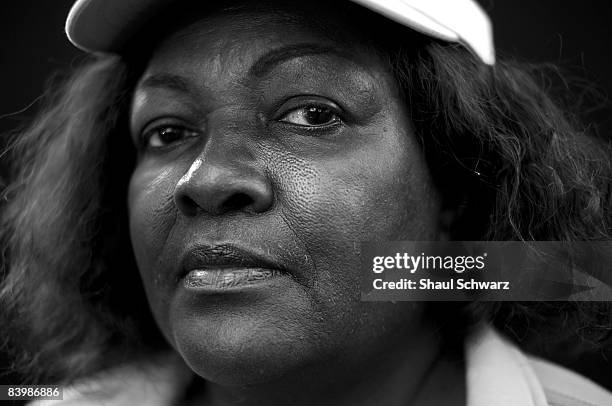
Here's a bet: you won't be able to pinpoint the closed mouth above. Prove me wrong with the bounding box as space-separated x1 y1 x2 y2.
179 243 288 289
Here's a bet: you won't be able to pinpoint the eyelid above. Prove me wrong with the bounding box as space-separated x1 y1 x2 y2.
138 116 187 136
279 107 342 129
137 118 201 150
274 95 345 121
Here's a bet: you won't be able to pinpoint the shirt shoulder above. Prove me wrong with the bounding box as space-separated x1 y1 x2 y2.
466 326 612 406
28 353 193 406
527 356 612 406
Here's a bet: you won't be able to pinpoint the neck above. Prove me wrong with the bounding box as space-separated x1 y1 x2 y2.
190 329 465 406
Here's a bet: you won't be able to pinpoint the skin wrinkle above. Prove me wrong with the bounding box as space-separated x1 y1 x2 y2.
128 166 178 290
278 209 319 293
268 149 319 290
272 154 338 293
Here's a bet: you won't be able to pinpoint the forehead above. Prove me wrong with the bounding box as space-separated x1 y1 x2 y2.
141 0 385 75
153 0 373 45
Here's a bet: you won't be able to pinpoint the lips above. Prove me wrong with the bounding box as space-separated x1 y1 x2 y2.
179 243 288 290
184 268 283 288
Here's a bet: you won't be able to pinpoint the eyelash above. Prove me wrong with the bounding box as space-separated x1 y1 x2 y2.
139 123 200 150
275 99 345 133
280 105 342 125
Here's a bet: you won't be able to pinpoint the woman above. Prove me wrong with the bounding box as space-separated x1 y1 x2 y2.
1 0 611 405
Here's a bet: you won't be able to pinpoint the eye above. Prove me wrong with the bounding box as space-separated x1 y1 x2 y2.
141 125 200 149
279 105 341 127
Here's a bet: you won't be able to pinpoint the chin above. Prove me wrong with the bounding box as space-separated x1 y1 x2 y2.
165 284 329 386
171 313 324 385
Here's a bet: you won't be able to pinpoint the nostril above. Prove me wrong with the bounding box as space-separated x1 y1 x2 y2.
221 192 254 213
176 194 200 217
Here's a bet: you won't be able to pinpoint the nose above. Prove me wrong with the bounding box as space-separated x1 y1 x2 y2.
174 147 274 217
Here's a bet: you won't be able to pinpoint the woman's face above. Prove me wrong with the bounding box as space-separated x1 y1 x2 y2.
128 1 443 386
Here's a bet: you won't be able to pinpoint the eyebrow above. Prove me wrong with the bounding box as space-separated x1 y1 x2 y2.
138 73 195 96
248 43 350 78
136 43 350 94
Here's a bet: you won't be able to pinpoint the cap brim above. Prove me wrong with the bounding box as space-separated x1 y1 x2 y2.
66 0 495 64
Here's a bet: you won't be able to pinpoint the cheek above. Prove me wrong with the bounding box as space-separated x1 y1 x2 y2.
273 130 439 261
267 124 440 314
258 125 438 364
127 165 180 317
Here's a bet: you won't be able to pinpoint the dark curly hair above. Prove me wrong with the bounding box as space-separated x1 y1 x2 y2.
1 7 611 386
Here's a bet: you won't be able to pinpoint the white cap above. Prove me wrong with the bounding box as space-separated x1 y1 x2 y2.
65 0 495 65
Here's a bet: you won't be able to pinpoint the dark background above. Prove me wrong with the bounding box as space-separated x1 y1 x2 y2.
1 0 611 394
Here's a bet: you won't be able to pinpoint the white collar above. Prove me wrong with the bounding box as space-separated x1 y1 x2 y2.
465 326 549 406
